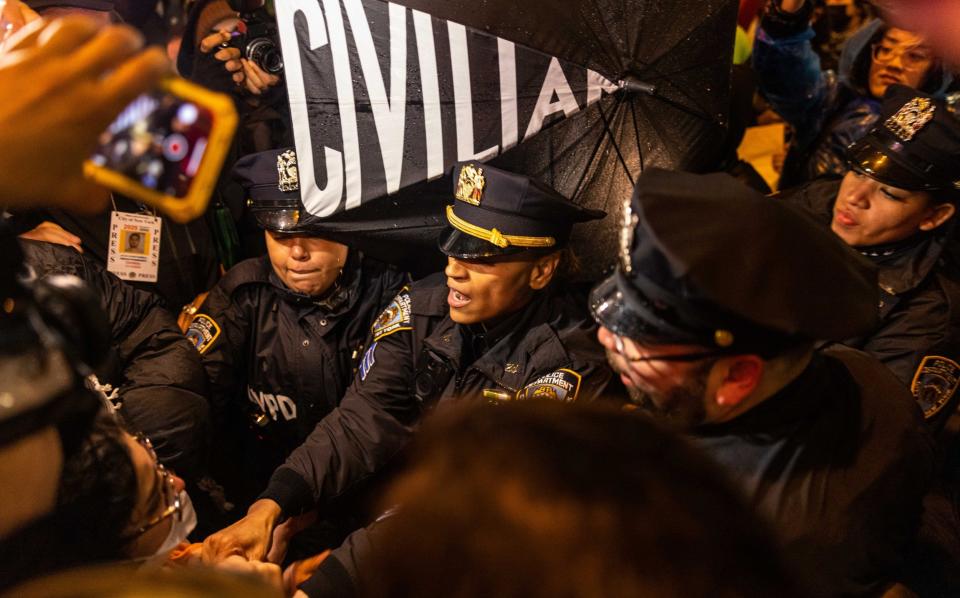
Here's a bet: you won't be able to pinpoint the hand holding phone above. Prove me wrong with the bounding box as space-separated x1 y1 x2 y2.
84 77 238 223
0 16 167 212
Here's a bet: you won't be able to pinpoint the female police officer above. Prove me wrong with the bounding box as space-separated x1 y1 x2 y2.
201 162 611 564
185 148 407 509
780 84 960 429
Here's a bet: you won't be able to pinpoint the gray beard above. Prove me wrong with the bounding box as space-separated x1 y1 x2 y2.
608 349 714 430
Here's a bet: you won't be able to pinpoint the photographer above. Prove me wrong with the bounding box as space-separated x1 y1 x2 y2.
178 0 288 152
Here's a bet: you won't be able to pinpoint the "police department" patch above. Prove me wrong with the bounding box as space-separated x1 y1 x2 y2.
186 314 221 355
516 368 582 402
359 342 377 381
911 355 960 419
372 288 412 341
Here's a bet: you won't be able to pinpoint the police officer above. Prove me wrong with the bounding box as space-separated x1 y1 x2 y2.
186 148 408 508
780 84 960 429
201 162 612 565
591 168 932 596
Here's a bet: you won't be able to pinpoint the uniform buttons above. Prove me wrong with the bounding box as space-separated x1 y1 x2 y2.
302 339 310 347
320 319 327 327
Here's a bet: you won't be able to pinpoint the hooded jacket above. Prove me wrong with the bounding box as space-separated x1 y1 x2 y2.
754 15 953 189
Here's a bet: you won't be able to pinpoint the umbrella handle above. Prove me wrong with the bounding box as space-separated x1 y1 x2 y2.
620 77 657 97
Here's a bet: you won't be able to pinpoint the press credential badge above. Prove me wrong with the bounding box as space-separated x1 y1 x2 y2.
108 211 161 283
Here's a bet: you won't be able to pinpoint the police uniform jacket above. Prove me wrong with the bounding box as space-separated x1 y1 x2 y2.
781 179 960 430
696 345 932 597
19 239 210 479
188 253 407 495
259 273 612 516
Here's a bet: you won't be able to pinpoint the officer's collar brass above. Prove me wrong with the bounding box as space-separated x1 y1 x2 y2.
277 149 300 193
885 97 936 142
455 164 486 206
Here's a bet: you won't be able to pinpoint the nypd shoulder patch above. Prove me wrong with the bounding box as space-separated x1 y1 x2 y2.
911 355 960 418
372 288 412 341
516 368 583 402
186 314 221 355
359 342 377 381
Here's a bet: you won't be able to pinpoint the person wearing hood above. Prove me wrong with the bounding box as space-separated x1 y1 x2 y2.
184 148 408 512
753 0 952 189
780 85 960 432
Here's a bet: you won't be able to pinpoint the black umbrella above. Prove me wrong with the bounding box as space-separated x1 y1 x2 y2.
274 0 737 277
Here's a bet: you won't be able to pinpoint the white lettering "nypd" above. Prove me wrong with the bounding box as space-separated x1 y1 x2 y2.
247 387 298 422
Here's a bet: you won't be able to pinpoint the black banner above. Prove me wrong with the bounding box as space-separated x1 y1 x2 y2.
277 0 619 218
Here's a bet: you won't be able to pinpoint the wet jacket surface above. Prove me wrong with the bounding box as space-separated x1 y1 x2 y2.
696 346 932 597
188 253 407 500
19 239 210 479
781 179 960 430
259 273 613 516
754 15 952 189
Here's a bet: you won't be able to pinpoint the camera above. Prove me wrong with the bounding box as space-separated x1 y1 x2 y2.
224 0 283 75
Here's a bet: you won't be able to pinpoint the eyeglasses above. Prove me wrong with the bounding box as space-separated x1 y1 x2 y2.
123 434 182 541
611 334 722 363
871 43 934 71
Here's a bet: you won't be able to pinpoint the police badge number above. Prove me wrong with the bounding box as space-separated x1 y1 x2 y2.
455 165 486 206
516 368 583 402
911 355 960 419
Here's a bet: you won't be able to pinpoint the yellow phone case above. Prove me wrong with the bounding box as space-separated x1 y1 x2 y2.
83 77 238 224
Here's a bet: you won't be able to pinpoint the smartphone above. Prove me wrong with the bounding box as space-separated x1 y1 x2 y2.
84 77 238 223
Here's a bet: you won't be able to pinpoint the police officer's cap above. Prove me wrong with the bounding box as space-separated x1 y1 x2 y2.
590 169 879 355
232 148 305 234
438 161 606 259
847 84 960 192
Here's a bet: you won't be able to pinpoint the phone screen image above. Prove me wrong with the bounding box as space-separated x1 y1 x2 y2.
89 90 216 199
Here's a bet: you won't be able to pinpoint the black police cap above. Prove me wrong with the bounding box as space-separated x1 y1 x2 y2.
590 169 879 354
438 161 606 259
232 148 305 233
847 84 960 192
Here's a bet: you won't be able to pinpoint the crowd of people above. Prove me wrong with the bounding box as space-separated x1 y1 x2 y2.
3 0 960 596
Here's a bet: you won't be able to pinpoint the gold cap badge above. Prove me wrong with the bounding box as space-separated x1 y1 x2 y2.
885 97 936 142
714 329 735 348
455 164 486 205
277 149 299 193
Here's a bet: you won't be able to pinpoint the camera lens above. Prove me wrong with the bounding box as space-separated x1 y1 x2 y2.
246 38 283 74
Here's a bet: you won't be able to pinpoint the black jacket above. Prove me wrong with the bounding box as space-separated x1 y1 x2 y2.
697 346 932 597
259 273 613 516
10 199 220 311
781 179 960 431
188 253 407 501
19 239 210 479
